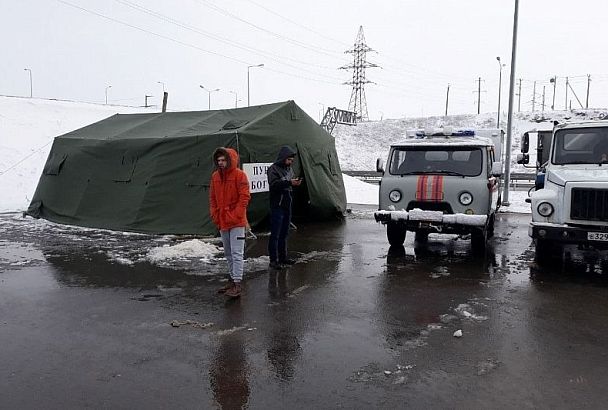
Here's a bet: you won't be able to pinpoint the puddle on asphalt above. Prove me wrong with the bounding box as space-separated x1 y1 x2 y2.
0 241 46 269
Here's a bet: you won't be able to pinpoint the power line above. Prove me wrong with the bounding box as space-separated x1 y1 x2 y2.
244 0 350 47
206 0 482 88
114 0 339 72
55 0 346 86
195 0 344 59
56 0 251 65
0 141 53 176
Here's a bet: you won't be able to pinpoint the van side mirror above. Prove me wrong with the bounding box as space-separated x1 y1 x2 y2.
521 132 529 153
517 153 530 165
491 161 503 177
376 158 385 173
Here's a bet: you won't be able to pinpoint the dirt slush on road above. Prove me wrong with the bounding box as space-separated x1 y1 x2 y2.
2 211 608 408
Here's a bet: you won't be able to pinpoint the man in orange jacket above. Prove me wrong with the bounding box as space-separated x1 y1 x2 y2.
209 147 251 298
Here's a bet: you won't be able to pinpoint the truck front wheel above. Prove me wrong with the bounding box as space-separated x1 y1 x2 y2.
535 238 557 264
387 222 406 246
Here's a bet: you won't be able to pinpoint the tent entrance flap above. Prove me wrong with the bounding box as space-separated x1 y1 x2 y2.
296 142 346 218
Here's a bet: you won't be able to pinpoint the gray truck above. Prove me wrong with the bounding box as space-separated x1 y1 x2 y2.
374 128 504 252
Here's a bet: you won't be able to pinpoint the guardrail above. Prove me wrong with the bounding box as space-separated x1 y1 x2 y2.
344 170 536 188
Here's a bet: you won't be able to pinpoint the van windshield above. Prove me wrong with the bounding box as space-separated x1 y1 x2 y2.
553 127 608 164
389 147 483 176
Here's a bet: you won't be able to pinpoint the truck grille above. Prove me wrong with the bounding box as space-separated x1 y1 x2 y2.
571 188 608 221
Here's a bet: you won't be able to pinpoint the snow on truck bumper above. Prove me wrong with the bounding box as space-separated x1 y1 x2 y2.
529 222 608 247
374 209 487 232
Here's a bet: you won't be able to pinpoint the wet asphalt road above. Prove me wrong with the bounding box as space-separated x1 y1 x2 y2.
1 209 608 409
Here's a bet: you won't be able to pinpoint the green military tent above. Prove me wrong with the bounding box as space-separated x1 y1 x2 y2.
27 100 346 235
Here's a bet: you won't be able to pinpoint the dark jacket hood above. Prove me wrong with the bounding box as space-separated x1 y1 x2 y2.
274 145 296 165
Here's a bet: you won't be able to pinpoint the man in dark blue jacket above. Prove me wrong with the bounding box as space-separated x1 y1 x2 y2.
267 146 302 269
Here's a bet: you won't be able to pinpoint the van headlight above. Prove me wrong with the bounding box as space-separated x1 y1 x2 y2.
389 190 402 202
458 191 473 205
537 202 554 217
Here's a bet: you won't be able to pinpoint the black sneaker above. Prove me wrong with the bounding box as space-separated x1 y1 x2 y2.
269 261 283 269
279 258 296 265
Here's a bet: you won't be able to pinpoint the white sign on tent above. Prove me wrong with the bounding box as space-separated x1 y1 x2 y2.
242 163 273 193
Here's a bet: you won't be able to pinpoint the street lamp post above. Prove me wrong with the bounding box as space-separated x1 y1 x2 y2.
157 81 165 93
247 63 264 106
502 0 520 207
105 85 112 105
200 85 220 110
496 57 506 128
229 90 238 108
550 76 557 110
24 68 32 98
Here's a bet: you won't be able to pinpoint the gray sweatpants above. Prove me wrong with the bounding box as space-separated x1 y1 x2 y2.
220 226 245 283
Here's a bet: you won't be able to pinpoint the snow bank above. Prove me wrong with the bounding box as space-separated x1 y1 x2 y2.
333 109 608 171
342 173 378 205
147 239 221 262
0 96 153 212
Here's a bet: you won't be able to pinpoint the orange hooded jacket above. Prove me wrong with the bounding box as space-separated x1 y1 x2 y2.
209 147 251 231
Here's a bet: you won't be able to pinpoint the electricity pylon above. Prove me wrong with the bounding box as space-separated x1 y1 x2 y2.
340 26 378 122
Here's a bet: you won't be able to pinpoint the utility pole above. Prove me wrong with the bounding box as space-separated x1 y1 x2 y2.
550 76 557 110
586 74 591 109
247 64 264 106
445 83 450 116
24 68 33 98
542 85 546 112
496 57 505 128
565 77 569 110
517 79 522 112
229 90 239 108
476 77 482 114
567 80 584 109
105 85 112 105
340 26 379 122
532 80 536 111
162 92 168 113
503 0 519 207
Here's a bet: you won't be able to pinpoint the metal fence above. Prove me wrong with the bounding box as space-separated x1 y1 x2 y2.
344 171 535 188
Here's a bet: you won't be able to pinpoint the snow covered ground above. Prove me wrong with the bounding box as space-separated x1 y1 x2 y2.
0 96 156 211
2 95 607 215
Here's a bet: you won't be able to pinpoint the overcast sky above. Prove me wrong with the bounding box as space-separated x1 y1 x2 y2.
3 0 608 120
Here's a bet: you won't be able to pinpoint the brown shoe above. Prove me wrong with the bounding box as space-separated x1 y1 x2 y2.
217 281 234 294
225 283 242 298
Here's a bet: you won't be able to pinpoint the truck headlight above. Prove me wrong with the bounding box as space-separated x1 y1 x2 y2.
458 191 473 205
537 202 554 217
389 190 402 202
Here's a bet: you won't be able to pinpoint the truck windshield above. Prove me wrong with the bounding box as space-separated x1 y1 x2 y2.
389 147 483 176
553 127 608 165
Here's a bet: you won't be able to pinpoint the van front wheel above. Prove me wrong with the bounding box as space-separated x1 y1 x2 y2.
387 222 406 246
471 228 488 254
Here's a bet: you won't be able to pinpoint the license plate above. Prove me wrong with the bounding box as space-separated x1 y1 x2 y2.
588 232 608 241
